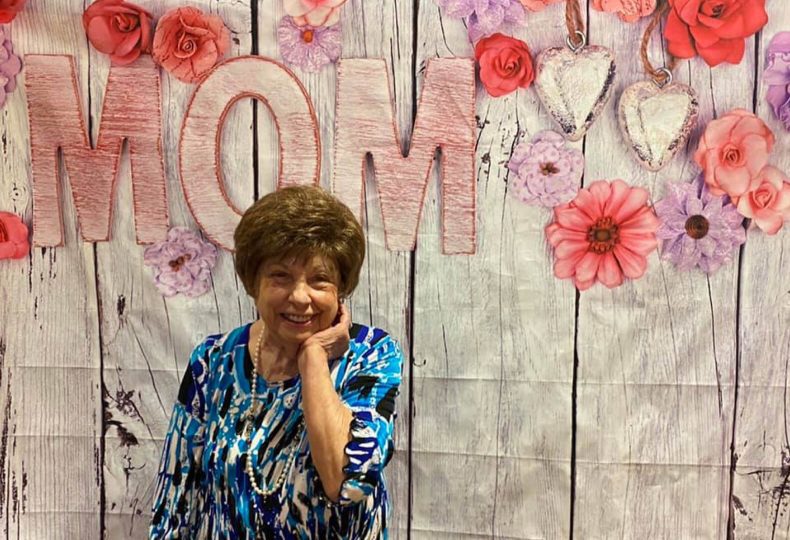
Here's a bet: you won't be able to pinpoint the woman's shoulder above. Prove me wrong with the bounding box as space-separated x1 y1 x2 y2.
346 323 404 372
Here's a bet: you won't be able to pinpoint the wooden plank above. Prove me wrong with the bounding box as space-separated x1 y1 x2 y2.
257 2 415 536
0 1 102 537
573 3 755 537
92 0 255 537
412 3 574 537
731 0 790 537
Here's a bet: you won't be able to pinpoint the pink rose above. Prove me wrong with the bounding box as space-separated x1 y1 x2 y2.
475 33 534 98
591 0 656 22
0 211 29 259
83 0 153 66
694 109 775 198
284 0 347 27
519 0 563 12
736 166 790 235
152 6 231 83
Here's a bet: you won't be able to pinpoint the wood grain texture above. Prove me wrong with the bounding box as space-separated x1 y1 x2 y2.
731 1 790 538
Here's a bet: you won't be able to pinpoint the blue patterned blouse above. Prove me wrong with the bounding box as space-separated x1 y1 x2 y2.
149 322 403 539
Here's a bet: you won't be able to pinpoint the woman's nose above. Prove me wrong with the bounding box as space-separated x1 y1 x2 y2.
288 281 311 304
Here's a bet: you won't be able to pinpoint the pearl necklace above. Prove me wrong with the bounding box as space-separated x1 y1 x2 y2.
244 324 304 500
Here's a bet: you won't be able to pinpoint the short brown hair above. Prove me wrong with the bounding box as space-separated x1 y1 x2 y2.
234 185 365 298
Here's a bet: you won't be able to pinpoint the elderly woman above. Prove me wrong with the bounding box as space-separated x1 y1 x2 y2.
149 186 403 539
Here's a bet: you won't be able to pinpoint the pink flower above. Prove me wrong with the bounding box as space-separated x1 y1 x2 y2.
591 0 656 22
0 211 29 260
519 0 563 12
736 166 790 235
83 0 153 66
694 109 775 199
0 30 22 108
284 0 347 27
546 180 659 290
143 227 218 297
277 16 341 72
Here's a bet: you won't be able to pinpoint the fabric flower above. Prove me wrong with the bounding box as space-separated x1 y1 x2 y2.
654 175 745 274
277 16 341 72
143 227 218 297
694 109 775 199
0 30 22 109
736 166 790 235
0 0 25 23
475 33 534 97
284 0 346 27
83 0 153 66
152 6 230 83
545 180 659 290
507 130 583 207
764 32 790 131
664 0 768 67
591 0 656 22
0 211 29 260
435 0 526 42
519 0 563 12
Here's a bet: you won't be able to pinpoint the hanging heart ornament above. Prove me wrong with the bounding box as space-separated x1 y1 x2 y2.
618 76 699 172
534 33 617 142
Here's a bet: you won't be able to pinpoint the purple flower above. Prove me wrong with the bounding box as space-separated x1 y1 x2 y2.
764 32 790 131
143 227 218 298
506 130 583 208
0 30 22 108
654 176 746 275
277 16 341 73
435 0 526 42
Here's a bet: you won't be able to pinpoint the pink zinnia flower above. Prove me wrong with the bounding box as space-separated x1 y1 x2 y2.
284 0 346 27
277 16 341 73
546 179 660 290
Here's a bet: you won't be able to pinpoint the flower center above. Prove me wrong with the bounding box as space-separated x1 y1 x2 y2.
721 144 743 167
112 13 139 33
0 220 7 244
684 214 710 239
587 217 619 254
169 253 192 271
701 1 726 17
175 31 198 58
301 29 315 43
540 162 559 176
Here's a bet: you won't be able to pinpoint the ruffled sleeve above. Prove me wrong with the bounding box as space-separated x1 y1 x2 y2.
336 330 403 505
149 335 217 538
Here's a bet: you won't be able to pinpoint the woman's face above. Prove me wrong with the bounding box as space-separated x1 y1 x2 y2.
255 254 341 347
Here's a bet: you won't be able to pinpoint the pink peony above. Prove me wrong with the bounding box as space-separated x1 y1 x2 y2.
284 0 347 27
0 211 29 259
736 166 790 235
591 0 656 22
519 0 563 12
546 179 659 290
694 109 775 199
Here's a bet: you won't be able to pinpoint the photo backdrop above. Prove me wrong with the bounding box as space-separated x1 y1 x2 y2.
0 0 788 539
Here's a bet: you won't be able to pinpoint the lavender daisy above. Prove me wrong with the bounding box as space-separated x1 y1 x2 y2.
143 227 218 298
654 176 746 274
506 130 583 208
277 16 341 73
435 0 526 42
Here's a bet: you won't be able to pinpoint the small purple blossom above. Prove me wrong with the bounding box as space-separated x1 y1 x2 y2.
143 227 218 298
654 176 746 275
277 16 341 73
0 30 22 108
435 0 526 42
506 130 583 208
764 32 790 131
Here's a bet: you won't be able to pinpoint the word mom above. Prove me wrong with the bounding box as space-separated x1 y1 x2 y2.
25 55 476 254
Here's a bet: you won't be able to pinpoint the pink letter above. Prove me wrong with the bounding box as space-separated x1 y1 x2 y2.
180 56 320 250
25 55 168 247
332 58 476 254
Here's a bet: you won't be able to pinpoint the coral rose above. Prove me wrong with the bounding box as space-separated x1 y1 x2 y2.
519 0 562 12
284 0 347 27
152 6 230 83
736 166 790 235
591 0 656 23
0 211 29 260
694 109 774 198
0 0 25 24
664 0 768 67
83 0 153 66
475 33 534 98
545 180 659 291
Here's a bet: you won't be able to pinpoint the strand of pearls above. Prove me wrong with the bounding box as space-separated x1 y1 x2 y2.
245 324 304 499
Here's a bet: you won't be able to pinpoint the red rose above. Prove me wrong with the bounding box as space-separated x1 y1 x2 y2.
83 0 153 66
0 0 26 23
664 0 768 67
475 33 534 98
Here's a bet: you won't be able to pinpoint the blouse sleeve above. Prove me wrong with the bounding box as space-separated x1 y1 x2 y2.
149 336 216 538
336 330 404 506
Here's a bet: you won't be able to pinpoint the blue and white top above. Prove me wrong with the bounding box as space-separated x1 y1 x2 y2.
149 322 403 539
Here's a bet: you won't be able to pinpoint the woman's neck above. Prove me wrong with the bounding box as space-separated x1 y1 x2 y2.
252 320 300 381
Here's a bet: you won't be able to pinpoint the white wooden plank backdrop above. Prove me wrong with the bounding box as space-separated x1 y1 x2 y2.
0 0 787 539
